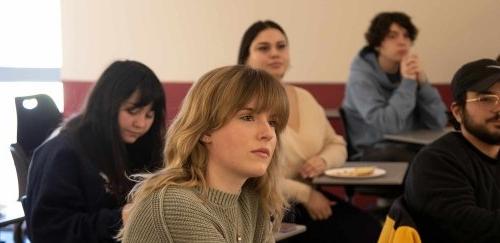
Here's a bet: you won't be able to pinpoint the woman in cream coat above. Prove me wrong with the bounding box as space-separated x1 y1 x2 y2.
238 20 381 242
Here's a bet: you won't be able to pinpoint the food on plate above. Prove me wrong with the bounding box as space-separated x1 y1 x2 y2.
352 166 376 176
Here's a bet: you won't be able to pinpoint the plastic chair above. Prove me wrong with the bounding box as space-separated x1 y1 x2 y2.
14 94 62 158
338 107 361 161
9 94 61 243
8 145 30 243
339 107 402 212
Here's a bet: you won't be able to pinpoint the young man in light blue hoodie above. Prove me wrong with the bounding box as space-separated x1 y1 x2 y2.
342 12 447 161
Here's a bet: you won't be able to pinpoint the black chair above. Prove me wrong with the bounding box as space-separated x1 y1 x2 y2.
10 94 62 199
9 147 29 243
14 94 62 158
9 94 62 243
378 196 421 243
337 107 359 201
338 107 361 161
339 107 402 214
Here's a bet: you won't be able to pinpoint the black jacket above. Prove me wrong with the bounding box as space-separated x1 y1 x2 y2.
405 132 500 243
25 132 122 243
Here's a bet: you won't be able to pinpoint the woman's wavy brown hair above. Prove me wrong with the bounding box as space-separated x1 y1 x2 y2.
119 65 289 238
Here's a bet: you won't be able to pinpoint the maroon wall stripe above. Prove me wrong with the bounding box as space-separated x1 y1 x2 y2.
63 80 452 135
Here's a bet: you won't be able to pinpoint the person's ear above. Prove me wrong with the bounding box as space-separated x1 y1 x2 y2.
201 134 212 144
450 102 463 123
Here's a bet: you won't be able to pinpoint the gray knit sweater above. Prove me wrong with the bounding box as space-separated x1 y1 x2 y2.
123 185 273 243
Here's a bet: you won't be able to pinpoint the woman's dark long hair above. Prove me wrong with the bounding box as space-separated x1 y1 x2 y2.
63 60 166 201
237 20 287 65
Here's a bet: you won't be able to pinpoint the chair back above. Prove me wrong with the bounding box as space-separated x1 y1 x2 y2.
339 107 360 160
15 94 62 157
378 196 421 243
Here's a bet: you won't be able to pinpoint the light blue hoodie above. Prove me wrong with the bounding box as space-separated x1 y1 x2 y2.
341 48 447 156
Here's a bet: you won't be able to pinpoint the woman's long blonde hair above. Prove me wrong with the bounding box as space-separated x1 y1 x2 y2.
120 65 289 237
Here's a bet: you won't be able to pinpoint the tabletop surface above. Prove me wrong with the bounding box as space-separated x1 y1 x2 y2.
313 161 409 186
383 127 454 145
0 201 25 227
275 223 307 241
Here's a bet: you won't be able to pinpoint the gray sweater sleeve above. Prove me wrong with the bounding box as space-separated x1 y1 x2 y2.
162 190 226 243
417 83 448 129
124 188 224 243
122 189 171 243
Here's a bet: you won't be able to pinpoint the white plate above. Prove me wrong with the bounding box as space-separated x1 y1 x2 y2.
325 167 386 178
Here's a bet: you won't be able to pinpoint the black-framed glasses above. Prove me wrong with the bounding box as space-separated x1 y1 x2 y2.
465 94 500 108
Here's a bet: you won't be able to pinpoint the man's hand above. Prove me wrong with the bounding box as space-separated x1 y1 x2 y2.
401 53 428 85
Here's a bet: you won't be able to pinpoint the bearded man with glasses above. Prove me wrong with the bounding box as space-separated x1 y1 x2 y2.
404 58 500 243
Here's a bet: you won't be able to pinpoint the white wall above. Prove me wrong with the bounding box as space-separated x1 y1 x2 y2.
61 0 500 83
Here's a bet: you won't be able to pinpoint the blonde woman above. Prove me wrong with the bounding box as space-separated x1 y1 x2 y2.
120 65 289 243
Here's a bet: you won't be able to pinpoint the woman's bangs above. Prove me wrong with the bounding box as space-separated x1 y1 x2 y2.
133 78 165 110
247 76 288 132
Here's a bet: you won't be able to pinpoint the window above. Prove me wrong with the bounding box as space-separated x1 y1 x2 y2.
0 0 62 203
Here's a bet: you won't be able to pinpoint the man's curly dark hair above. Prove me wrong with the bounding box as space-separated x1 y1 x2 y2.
365 12 418 50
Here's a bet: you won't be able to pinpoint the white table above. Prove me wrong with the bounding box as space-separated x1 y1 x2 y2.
383 127 454 145
313 162 408 186
275 223 306 241
313 162 408 202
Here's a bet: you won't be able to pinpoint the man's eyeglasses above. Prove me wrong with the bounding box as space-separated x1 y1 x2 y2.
465 94 500 108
